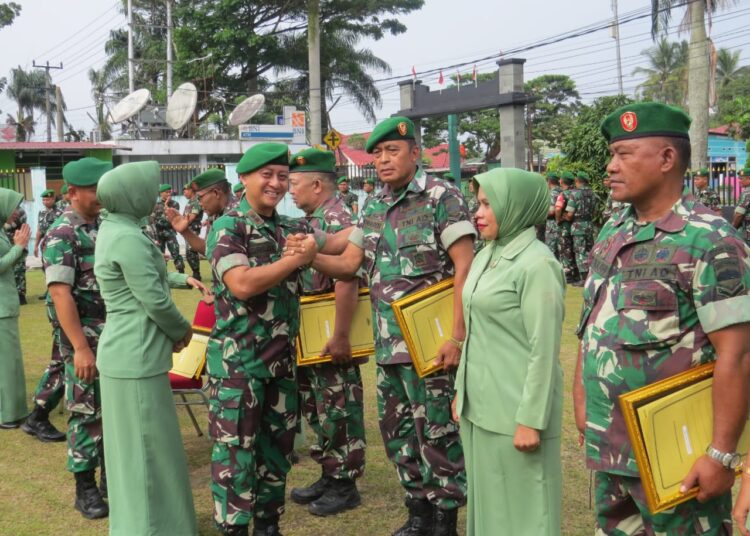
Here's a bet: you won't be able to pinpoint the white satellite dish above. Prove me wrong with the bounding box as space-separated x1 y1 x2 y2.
108 88 151 124
166 82 198 130
228 94 265 126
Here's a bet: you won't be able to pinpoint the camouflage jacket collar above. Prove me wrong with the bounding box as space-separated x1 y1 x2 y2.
378 168 426 203
63 207 100 229
612 188 691 234
310 194 340 221
238 196 277 228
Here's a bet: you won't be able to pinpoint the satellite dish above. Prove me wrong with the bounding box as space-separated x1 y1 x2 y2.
166 82 198 130
108 88 150 124
228 94 265 126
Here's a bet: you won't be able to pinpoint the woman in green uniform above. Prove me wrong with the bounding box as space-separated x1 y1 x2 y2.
454 168 565 536
94 161 197 535
0 188 30 428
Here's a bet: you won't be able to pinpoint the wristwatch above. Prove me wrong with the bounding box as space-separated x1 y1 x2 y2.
706 445 742 470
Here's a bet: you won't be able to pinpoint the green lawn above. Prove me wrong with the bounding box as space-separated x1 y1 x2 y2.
1 264 741 535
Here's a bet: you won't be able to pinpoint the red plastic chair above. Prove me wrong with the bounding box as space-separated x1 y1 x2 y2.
170 299 215 436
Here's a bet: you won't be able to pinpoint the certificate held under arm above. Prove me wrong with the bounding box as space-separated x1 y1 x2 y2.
619 362 750 514
296 288 375 366
391 278 454 378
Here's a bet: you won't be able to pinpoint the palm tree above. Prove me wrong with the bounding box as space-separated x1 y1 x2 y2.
5 67 46 141
651 0 737 169
633 38 688 106
716 48 741 89
88 68 113 140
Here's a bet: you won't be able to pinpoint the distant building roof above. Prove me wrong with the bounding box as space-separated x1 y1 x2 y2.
0 142 122 150
709 125 730 136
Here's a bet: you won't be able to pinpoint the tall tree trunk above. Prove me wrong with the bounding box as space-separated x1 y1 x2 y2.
308 0 322 146
688 1 709 169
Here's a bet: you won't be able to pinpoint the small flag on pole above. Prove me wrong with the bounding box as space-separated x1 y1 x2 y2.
438 69 445 93
457 70 461 92
472 64 477 87
411 66 417 88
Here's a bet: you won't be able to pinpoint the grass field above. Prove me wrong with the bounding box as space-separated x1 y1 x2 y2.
0 264 741 535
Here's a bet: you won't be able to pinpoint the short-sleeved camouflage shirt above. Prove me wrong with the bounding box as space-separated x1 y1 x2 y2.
348 170 476 365
577 190 750 476
566 186 597 222
338 191 358 213
43 208 105 347
734 187 750 244
302 194 352 295
183 197 204 233
152 198 180 233
206 197 311 379
37 206 62 240
696 187 721 212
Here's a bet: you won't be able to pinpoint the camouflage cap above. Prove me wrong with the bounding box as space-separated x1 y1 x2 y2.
191 168 226 191
232 182 245 194
289 148 336 173
159 183 172 193
337 176 349 185
364 116 415 153
601 102 691 143
62 157 113 187
236 142 289 175
40 189 55 198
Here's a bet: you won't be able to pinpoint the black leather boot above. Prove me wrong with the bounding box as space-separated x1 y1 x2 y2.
74 469 109 519
220 524 249 536
433 508 458 536
392 498 434 536
290 474 330 505
252 515 282 536
21 405 65 442
308 478 361 516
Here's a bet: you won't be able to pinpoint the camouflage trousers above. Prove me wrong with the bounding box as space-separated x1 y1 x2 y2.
572 221 594 280
545 220 560 260
63 350 103 473
13 251 26 295
376 364 466 510
156 230 185 272
559 224 579 282
209 375 298 529
594 472 731 535
297 362 366 480
32 327 65 411
185 242 201 279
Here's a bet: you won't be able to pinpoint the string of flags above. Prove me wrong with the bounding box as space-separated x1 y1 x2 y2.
411 64 479 92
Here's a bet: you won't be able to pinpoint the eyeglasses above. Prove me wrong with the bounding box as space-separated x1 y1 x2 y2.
196 188 217 201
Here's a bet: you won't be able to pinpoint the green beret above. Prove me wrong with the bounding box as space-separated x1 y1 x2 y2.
740 167 750 177
365 116 415 153
696 167 709 176
444 172 455 181
601 102 691 143
232 182 245 194
337 176 349 185
191 168 226 191
289 148 336 174
41 189 55 198
61 184 68 195
236 142 289 175
62 157 113 187
159 184 172 193
561 171 575 184
575 171 590 181
364 178 376 185
545 171 560 181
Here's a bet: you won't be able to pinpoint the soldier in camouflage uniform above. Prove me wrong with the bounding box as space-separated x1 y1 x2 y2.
694 167 722 213
233 181 245 202
34 189 62 258
151 184 185 272
545 171 562 260
4 205 27 304
43 158 111 520
574 102 750 535
56 183 71 211
555 171 579 284
206 143 321 536
181 183 204 280
565 171 597 285
298 117 475 536
362 177 376 211
337 176 359 215
287 148 366 516
733 168 750 246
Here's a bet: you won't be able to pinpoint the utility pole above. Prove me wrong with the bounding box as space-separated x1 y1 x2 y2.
55 85 64 141
611 0 624 95
127 0 134 94
166 0 173 101
307 0 322 146
32 60 63 142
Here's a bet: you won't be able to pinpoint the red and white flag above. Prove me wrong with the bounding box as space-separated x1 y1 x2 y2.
456 70 461 92
411 66 417 79
438 69 445 87
472 64 477 87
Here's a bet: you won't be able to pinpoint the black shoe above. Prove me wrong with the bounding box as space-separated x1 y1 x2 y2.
0 419 24 429
21 406 65 442
433 508 458 536
308 478 361 516
252 516 282 536
290 475 330 505
392 498 434 536
192 274 202 282
289 451 300 464
74 470 109 519
220 525 249 536
18 293 26 305
571 280 585 287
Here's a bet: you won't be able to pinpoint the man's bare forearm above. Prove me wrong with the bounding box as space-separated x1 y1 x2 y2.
333 279 358 338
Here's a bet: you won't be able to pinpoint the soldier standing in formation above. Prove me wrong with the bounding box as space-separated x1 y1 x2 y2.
4 204 27 304
545 171 562 260
181 183 204 281
296 116 475 536
337 176 359 215
555 171 579 284
152 184 185 273
287 148 367 516
574 102 750 535
362 177 376 210
34 189 62 259
233 181 245 203
206 143 319 536
733 167 750 245
693 167 721 213
43 157 112 520
564 171 597 286
57 183 70 211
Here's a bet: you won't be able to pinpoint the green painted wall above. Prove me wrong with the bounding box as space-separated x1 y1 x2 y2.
0 150 16 170
84 149 113 162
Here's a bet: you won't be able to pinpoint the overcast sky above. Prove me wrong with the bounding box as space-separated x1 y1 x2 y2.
1 0 749 140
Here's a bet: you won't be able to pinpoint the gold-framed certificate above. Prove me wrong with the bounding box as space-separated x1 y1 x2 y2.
170 326 211 379
391 278 454 378
296 288 375 366
619 362 750 514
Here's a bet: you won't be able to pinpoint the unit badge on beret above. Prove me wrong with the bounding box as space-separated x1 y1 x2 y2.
296 156 306 165
620 111 638 132
397 122 408 136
